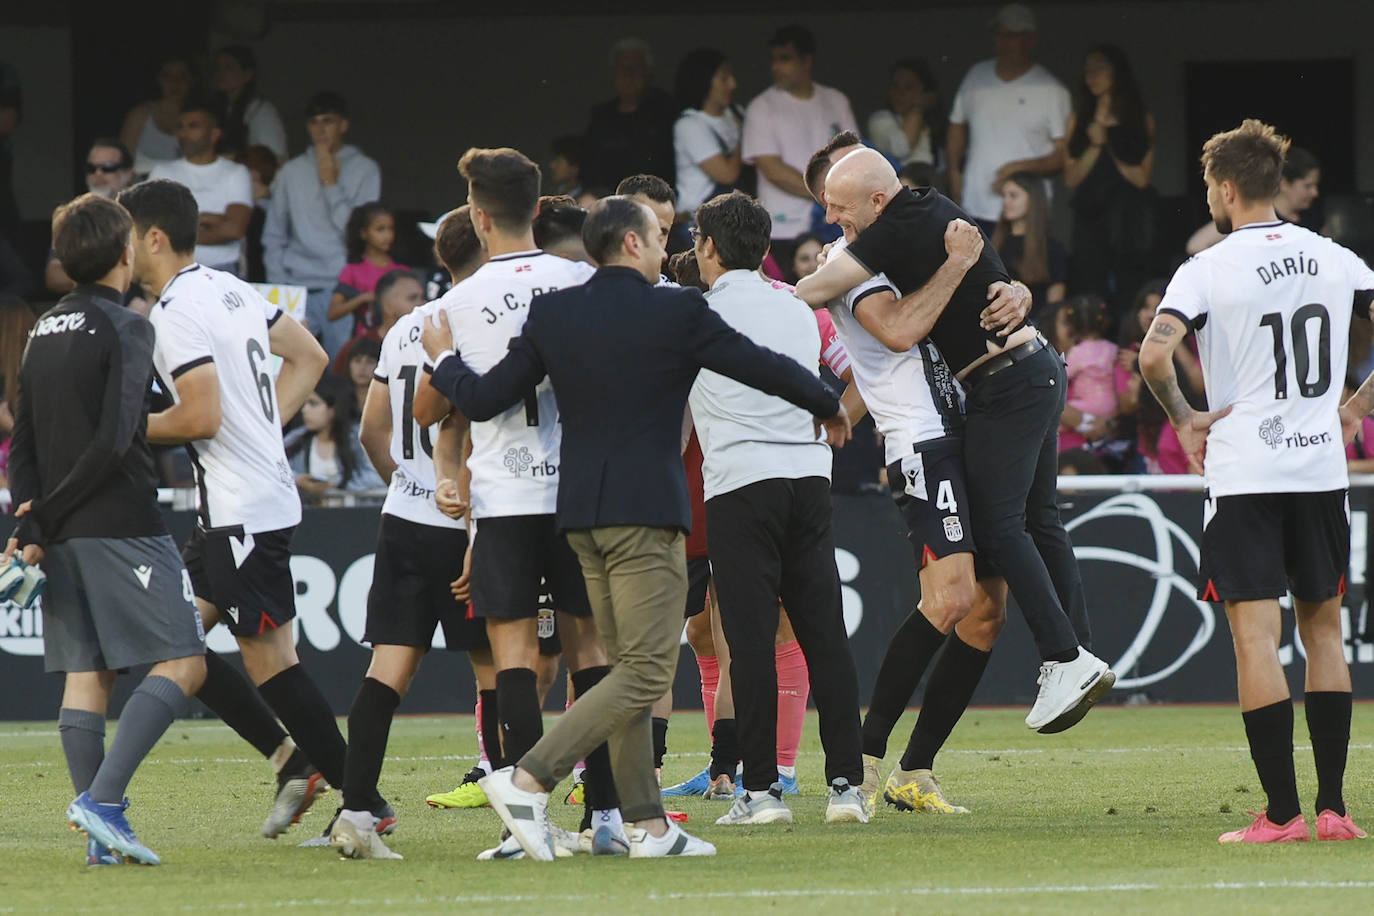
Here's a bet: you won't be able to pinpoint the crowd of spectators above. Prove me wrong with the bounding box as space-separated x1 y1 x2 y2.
0 3 1368 499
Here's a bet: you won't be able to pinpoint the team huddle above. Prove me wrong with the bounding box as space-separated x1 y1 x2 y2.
3 118 1366 868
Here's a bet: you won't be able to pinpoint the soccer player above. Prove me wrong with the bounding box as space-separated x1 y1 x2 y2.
328 208 480 860
430 148 624 858
801 133 1020 812
7 193 207 866
795 148 1113 734
1139 119 1369 844
117 179 365 841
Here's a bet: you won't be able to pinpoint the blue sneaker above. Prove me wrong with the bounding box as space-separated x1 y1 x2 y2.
86 837 123 866
590 824 630 856
661 766 712 798
67 793 161 866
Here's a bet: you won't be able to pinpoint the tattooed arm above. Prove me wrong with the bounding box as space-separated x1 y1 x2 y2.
1340 370 1374 446
1137 313 1231 474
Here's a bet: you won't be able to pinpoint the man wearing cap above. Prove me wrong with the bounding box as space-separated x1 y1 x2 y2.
946 4 1071 231
262 90 381 359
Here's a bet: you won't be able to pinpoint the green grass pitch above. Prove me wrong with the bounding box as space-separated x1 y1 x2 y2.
1 705 1371 914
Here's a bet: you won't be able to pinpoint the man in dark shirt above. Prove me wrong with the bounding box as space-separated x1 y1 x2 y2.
796 148 1113 735
580 38 679 190
5 193 206 866
421 195 850 861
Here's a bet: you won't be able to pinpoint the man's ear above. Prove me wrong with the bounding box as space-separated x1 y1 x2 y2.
701 236 717 263
339 117 350 137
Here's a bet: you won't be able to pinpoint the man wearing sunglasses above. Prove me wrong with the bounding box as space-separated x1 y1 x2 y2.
45 139 144 309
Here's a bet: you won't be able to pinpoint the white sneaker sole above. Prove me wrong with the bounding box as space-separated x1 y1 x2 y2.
826 803 870 824
715 807 793 826
478 771 554 862
1038 669 1117 734
1025 661 1113 730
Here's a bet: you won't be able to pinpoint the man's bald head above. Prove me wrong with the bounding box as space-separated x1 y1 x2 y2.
823 148 903 242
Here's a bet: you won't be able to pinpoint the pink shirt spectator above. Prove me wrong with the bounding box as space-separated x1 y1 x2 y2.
335 258 408 336
1059 338 1119 451
1346 416 1374 461
768 277 851 376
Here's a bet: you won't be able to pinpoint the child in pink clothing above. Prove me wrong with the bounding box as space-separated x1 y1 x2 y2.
328 202 408 339
1054 296 1119 451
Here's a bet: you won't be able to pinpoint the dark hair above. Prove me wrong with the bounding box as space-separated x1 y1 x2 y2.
179 91 225 127
349 336 381 363
667 250 707 291
304 90 348 120
1058 294 1109 342
583 195 654 264
804 130 863 200
52 193 132 284
616 173 676 208
289 374 359 486
1068 45 1148 159
235 144 278 186
533 195 588 251
87 137 133 170
768 24 816 57
675 47 728 111
1058 448 1107 475
0 296 36 409
899 161 937 188
374 267 419 305
1282 146 1320 183
459 147 541 233
345 202 392 263
550 135 582 167
695 191 772 271
118 179 199 255
1118 278 1168 347
215 46 259 153
888 59 946 150
990 172 1051 285
1201 119 1289 203
434 205 481 278
154 55 197 98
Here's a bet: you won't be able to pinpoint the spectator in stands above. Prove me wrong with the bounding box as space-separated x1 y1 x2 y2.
0 294 35 490
866 59 944 169
234 144 278 282
45 140 145 306
1115 279 1202 474
673 48 744 221
788 233 823 283
148 95 254 274
946 4 1070 230
285 374 382 497
120 55 195 177
262 90 381 359
548 135 584 198
1186 147 1321 255
580 38 680 190
328 202 406 339
742 25 858 260
1054 295 1118 453
1063 45 1155 313
332 267 423 373
343 336 381 415
212 46 287 162
991 171 1066 317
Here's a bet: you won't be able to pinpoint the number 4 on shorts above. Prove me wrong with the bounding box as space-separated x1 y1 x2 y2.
935 479 957 513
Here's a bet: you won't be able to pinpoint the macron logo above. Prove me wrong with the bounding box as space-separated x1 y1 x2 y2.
32 312 87 337
133 565 152 590
229 534 255 569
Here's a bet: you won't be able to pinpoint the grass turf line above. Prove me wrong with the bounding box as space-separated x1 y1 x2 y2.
0 705 1370 914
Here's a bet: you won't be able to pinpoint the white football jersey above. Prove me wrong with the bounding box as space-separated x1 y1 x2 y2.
1158 221 1374 497
436 250 595 519
375 303 458 529
150 264 301 533
824 237 963 465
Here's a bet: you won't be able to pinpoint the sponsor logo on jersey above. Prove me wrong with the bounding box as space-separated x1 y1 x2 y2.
1259 416 1286 449
32 312 86 336
1259 415 1333 451
942 515 963 542
501 447 557 478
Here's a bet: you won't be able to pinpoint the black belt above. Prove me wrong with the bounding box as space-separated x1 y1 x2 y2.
962 333 1049 388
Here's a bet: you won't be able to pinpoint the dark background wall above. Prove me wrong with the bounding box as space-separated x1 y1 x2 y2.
2 0 1371 226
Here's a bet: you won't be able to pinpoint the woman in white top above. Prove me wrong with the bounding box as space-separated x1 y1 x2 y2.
672 47 744 218
213 46 288 163
119 56 194 178
866 58 944 168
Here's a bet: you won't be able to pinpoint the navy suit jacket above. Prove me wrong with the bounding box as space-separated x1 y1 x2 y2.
430 265 840 532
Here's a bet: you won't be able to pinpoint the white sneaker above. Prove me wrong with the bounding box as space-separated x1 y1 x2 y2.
1024 649 1115 732
825 778 872 824
628 822 716 858
329 809 402 860
478 829 573 860
714 783 793 825
548 823 584 857
477 766 554 861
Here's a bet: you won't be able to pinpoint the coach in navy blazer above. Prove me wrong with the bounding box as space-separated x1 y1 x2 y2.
422 195 849 853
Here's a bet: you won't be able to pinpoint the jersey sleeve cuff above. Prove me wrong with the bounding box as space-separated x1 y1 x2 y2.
850 285 896 313
1157 307 1196 328
171 355 214 379
266 310 284 328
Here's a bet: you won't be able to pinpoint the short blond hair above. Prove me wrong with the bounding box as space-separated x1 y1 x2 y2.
1200 119 1291 203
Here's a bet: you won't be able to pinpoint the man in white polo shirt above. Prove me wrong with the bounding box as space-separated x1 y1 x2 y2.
946 4 1071 229
150 96 254 274
741 24 858 266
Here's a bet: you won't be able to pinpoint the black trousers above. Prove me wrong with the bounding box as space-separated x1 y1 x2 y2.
962 345 1091 658
706 476 863 793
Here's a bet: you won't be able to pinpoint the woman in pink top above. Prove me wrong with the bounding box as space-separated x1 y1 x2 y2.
328 202 408 338
1054 295 1119 452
